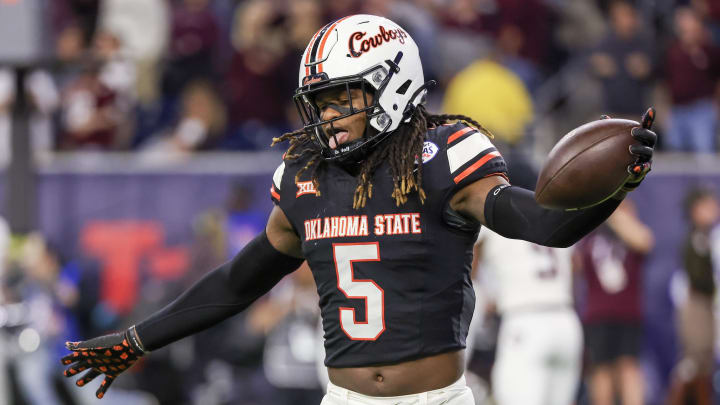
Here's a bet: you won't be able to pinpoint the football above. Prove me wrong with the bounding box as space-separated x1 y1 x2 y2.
535 118 638 210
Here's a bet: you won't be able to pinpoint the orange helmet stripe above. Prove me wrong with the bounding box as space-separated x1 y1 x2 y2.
305 28 323 77
317 16 353 73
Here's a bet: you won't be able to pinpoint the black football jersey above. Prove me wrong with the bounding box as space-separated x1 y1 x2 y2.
271 122 507 367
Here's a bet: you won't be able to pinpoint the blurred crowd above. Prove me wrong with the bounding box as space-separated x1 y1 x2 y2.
1 0 720 405
0 0 719 158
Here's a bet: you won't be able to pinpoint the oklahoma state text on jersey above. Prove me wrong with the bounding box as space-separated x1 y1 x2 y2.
270 122 507 367
304 213 422 241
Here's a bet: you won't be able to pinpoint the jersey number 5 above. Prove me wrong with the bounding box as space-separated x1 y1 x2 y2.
333 243 386 340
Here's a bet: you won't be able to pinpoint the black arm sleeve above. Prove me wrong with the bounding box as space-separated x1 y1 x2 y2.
134 231 304 351
484 185 621 248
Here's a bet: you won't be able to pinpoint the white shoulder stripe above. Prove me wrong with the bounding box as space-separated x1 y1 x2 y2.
447 132 494 173
273 162 285 189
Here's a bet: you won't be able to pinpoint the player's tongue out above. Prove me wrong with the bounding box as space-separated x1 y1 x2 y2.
329 131 349 149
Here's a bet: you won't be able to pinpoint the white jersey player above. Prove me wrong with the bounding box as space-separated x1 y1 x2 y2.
475 227 582 405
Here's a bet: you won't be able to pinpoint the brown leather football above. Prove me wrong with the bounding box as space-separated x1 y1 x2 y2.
535 118 638 209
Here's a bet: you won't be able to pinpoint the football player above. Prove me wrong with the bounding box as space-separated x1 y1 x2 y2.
61 15 656 404
476 227 581 405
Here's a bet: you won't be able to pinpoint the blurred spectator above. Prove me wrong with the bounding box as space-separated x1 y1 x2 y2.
48 0 99 99
0 215 9 277
2 233 160 405
258 263 324 405
495 23 543 94
692 0 720 43
57 27 137 151
281 0 324 127
162 0 220 101
206 0 238 66
140 80 226 153
433 0 492 34
10 234 80 405
284 0 323 56
0 215 9 405
51 0 100 55
94 29 137 114
589 0 656 119
97 0 169 149
430 0 495 86
494 0 554 70
663 7 720 152
0 70 10 165
224 0 292 149
54 23 87 65
442 58 533 146
160 0 220 135
574 199 654 405
554 0 606 56
188 183 266 265
667 187 719 405
0 68 60 163
99 0 169 104
432 0 554 77
59 62 130 150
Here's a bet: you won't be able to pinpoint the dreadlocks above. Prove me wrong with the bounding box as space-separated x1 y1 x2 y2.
271 105 492 209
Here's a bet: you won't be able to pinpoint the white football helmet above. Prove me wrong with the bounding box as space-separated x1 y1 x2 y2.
294 14 430 162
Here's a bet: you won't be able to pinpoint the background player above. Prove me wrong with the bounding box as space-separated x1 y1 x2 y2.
476 227 581 405
60 14 656 404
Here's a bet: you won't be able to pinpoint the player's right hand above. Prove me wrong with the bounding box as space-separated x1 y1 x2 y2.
61 326 147 399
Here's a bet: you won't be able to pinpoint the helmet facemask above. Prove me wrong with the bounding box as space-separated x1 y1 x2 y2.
294 62 402 163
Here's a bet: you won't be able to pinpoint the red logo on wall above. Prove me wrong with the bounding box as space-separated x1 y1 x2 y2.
82 221 189 315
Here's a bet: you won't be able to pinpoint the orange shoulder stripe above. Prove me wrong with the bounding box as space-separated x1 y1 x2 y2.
453 151 501 184
447 127 475 144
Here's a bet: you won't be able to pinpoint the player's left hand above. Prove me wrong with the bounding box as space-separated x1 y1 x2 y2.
625 107 656 189
605 108 657 197
61 326 146 399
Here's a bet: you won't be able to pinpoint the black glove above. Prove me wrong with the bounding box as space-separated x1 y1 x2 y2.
625 107 656 189
604 108 657 198
61 326 147 399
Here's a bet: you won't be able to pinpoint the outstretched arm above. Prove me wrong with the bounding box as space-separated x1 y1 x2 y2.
450 110 656 248
454 178 622 248
62 206 303 398
134 206 303 349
